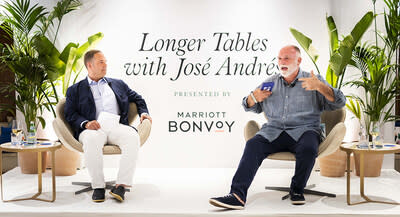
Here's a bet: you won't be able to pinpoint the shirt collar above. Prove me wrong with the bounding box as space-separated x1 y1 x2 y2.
87 76 107 85
279 68 304 86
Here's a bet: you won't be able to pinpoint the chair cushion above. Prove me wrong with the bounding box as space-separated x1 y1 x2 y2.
267 152 296 161
103 144 121 155
0 127 11 144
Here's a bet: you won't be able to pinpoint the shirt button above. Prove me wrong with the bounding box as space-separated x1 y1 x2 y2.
286 96 288 98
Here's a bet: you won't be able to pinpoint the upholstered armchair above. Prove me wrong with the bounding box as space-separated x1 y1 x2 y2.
52 98 152 194
244 108 346 199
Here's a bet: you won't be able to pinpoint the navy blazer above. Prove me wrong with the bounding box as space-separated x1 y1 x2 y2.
64 77 149 139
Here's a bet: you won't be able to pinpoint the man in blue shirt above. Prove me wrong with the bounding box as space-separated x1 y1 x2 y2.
209 45 345 209
64 50 152 203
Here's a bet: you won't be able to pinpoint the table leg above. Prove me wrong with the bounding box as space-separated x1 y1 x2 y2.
51 150 56 202
2 151 56 202
346 151 351 205
34 151 56 203
359 153 364 197
30 151 43 200
348 152 400 205
37 151 42 194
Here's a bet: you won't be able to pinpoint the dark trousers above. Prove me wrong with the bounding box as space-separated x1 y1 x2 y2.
230 131 319 202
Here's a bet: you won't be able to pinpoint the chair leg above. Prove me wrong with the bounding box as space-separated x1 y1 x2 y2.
75 186 92 195
265 184 335 200
73 181 130 195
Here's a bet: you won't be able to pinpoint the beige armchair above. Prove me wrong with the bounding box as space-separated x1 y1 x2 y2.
52 98 152 194
244 108 346 199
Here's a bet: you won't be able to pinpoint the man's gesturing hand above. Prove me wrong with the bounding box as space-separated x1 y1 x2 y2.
299 70 336 102
299 70 322 91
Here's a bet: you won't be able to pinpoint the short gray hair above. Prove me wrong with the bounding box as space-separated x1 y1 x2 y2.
84 50 102 68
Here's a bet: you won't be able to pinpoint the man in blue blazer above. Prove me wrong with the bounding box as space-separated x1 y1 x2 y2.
64 50 151 203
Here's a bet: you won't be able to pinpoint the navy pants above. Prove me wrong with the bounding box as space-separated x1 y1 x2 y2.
230 131 319 202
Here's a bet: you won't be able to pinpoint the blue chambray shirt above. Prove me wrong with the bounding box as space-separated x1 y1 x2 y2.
242 69 346 142
87 76 120 119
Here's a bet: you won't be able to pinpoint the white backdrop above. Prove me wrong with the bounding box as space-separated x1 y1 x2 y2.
29 0 387 168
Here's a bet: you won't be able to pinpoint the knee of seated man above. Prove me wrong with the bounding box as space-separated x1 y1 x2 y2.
298 144 318 158
80 130 106 144
244 140 261 154
119 132 139 145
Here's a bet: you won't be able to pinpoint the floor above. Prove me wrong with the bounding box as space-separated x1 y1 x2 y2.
0 167 400 217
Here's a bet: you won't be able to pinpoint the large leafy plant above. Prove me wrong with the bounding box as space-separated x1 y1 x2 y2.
346 0 400 134
290 11 373 89
0 0 102 131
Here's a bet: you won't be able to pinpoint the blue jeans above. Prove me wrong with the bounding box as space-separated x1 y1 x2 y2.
230 131 319 202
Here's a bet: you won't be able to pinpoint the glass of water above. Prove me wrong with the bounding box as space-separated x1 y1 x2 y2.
11 120 22 146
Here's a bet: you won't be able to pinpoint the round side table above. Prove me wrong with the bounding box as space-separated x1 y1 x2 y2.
0 142 61 202
340 143 400 205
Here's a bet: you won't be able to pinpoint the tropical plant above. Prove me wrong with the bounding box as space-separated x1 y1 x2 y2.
0 0 54 130
34 32 104 96
290 11 374 89
0 0 102 131
348 45 399 133
346 0 400 135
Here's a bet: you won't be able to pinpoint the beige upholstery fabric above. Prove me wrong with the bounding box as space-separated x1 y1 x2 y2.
243 108 346 161
52 98 152 155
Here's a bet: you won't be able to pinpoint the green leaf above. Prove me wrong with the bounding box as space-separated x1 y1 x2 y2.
350 11 374 44
63 46 77 95
59 42 78 63
346 97 361 120
37 116 46 129
33 36 65 81
289 28 319 62
325 65 337 88
75 32 104 57
326 15 338 55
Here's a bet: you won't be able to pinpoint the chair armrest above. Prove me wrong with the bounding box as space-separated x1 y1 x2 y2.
318 122 346 158
52 118 83 153
138 119 152 146
244 120 260 142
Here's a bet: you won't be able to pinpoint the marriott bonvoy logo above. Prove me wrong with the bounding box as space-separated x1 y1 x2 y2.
169 111 235 133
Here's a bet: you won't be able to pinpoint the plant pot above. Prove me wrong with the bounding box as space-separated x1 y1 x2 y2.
18 151 47 174
319 149 347 177
47 144 80 176
354 153 384 177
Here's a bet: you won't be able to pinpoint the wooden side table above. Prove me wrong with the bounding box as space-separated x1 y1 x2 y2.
0 142 61 202
340 143 400 205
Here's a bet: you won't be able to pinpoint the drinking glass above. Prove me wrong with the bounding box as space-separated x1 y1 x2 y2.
370 122 383 149
11 120 22 146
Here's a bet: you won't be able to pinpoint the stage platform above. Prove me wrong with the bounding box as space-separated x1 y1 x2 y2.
0 167 400 217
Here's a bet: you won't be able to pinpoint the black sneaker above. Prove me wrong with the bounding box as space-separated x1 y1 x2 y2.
290 191 305 205
92 188 105 202
109 185 125 202
209 193 245 210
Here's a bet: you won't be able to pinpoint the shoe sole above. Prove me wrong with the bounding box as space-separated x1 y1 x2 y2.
109 191 124 202
92 199 105 202
209 199 244 210
291 201 306 205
